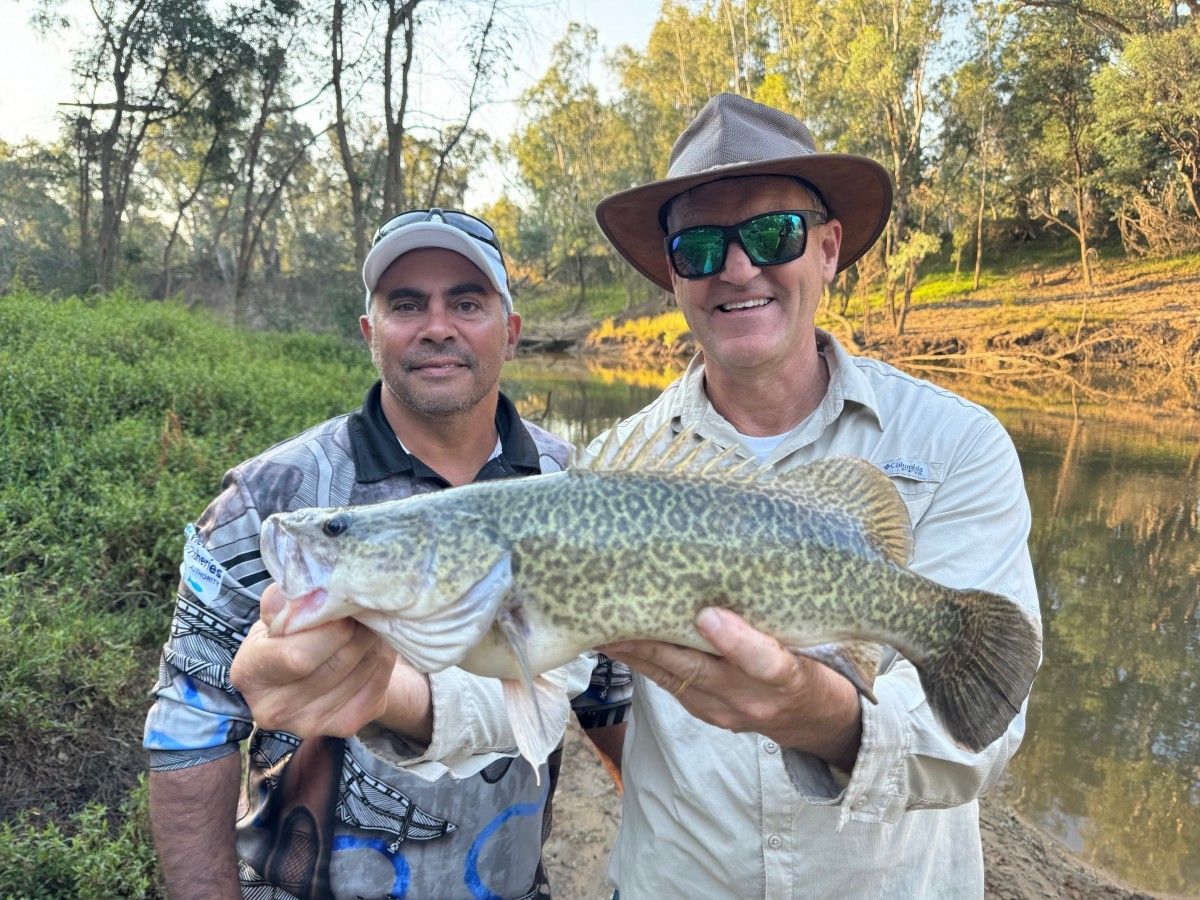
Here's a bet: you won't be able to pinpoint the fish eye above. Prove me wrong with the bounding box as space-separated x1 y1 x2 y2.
323 514 350 538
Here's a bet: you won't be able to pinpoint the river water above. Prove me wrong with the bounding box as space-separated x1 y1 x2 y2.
501 354 1200 897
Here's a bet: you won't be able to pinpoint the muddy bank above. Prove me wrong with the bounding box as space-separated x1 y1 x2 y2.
544 722 1162 900
566 258 1200 401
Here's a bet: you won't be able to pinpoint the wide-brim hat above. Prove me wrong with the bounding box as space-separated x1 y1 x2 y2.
362 220 513 314
596 93 893 292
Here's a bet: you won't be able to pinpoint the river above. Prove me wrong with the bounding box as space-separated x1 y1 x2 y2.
501 354 1200 897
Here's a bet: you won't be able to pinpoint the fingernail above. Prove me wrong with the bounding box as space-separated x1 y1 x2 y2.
696 607 722 635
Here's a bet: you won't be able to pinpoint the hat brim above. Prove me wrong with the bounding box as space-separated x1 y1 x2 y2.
362 222 513 313
596 155 893 292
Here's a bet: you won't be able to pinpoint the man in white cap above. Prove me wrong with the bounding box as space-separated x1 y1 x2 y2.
145 209 630 899
593 94 1041 897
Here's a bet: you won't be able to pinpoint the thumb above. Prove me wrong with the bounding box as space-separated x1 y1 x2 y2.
259 583 285 628
696 607 792 685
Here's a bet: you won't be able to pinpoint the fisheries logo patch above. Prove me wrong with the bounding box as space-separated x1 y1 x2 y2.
181 524 225 603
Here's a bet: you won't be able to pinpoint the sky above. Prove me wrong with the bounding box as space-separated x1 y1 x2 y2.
0 0 660 144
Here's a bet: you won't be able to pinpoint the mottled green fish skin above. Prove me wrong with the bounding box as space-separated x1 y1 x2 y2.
444 465 955 674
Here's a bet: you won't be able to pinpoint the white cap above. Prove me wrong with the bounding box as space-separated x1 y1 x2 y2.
361 219 513 315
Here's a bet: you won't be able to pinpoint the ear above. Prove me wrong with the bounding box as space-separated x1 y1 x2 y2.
819 219 842 284
504 312 521 361
359 312 372 345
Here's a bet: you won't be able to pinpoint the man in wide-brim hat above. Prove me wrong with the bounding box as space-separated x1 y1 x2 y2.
593 93 1041 898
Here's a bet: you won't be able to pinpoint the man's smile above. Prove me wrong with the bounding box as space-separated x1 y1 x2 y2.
716 297 773 313
406 355 473 374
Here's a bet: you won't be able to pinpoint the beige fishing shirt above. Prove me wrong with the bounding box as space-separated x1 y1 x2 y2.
592 331 1041 899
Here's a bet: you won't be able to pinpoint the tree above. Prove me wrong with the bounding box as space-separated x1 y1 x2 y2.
37 0 255 291
1093 21 1200 252
509 25 630 314
0 140 76 292
936 2 1016 291
1003 6 1109 290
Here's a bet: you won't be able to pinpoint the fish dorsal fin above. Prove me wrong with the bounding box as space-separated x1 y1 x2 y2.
774 456 913 565
575 420 771 485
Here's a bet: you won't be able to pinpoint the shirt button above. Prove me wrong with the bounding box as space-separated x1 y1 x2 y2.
767 833 783 849
763 739 779 754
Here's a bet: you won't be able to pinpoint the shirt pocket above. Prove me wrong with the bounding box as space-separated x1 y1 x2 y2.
879 457 945 528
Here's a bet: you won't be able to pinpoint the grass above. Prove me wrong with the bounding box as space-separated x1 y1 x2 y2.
515 281 632 324
0 288 376 897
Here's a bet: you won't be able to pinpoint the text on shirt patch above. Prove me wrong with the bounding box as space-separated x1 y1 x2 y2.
881 458 933 481
181 523 226 603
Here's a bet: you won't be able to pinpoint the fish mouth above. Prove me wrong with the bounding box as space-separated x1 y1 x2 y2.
260 515 330 634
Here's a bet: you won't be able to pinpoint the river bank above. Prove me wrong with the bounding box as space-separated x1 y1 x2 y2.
544 721 1164 899
529 254 1200 415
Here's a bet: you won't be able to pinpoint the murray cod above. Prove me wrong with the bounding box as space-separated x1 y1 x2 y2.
261 424 1041 775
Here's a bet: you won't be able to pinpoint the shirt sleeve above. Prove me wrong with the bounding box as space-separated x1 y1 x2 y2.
358 652 600 780
143 472 264 771
789 417 1042 827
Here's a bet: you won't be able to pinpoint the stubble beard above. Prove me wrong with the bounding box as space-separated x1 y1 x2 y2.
373 342 495 419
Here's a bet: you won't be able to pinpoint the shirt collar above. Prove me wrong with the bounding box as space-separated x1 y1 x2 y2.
348 381 541 484
674 328 884 441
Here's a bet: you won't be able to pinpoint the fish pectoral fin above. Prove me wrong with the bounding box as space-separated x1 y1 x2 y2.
793 641 881 704
501 674 570 785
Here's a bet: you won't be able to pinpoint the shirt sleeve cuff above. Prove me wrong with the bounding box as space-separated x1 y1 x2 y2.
356 656 598 781
837 677 914 828
357 667 518 780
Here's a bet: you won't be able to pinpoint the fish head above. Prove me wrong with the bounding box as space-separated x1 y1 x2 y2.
260 500 514 673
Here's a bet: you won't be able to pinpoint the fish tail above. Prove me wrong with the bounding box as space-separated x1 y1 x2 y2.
916 589 1041 752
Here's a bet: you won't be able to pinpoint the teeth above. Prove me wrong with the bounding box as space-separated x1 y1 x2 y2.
720 298 771 311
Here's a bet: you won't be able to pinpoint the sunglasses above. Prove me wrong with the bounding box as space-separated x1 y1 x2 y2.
664 209 828 279
372 208 504 257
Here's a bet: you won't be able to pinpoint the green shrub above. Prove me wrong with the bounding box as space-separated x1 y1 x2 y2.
0 778 161 898
0 289 377 879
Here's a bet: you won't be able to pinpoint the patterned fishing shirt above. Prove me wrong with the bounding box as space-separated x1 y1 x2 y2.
144 383 630 899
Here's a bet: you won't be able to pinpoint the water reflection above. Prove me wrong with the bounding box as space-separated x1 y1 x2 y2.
504 355 1200 896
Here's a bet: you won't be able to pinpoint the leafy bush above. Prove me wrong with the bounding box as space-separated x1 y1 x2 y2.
0 289 376 880
0 778 161 898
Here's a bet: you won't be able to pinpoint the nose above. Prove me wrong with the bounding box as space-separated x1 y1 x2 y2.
418 301 457 343
719 240 760 285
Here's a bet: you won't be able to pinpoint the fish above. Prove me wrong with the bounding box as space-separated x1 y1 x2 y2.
260 423 1041 776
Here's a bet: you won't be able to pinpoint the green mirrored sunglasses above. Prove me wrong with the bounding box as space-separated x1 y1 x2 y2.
664 209 828 279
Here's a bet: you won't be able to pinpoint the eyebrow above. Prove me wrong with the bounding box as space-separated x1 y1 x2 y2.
384 282 492 302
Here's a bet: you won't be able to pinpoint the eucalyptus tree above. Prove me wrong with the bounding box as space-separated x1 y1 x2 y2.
935 1 1016 290
1093 19 1200 254
613 0 758 177
509 24 631 313
328 0 512 264
1001 5 1108 290
0 141 75 292
34 0 271 292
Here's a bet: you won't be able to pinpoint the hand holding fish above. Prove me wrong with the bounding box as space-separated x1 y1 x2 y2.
604 607 863 771
231 584 431 742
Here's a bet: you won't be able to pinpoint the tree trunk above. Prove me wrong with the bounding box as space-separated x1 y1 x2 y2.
332 0 367 265
973 123 988 291
569 254 587 315
1073 161 1093 292
382 0 420 217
